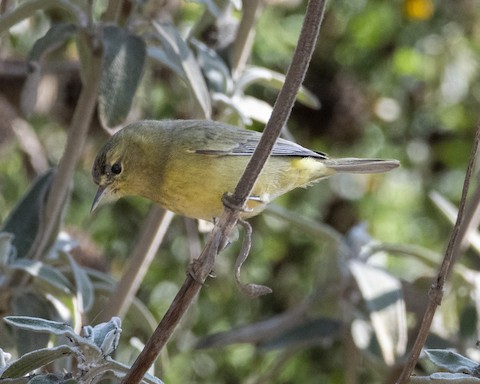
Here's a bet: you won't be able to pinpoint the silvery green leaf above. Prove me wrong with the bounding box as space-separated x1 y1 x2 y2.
28 23 77 62
211 92 252 125
191 39 232 94
21 24 78 117
85 267 116 286
0 232 15 266
430 191 480 253
0 348 12 371
349 260 407 365
430 372 480 381
98 25 146 128
11 293 53 356
147 46 184 77
82 325 94 342
10 259 72 294
425 349 479 374
27 374 64 384
0 345 76 379
99 328 120 357
90 317 121 354
4 317 76 339
233 95 273 124
152 22 211 118
1 170 55 259
237 66 320 109
0 378 28 384
61 251 94 313
259 318 341 351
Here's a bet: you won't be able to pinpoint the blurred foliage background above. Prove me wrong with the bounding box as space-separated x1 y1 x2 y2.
1 0 480 383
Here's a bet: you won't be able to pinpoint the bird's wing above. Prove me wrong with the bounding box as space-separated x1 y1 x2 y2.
181 121 327 159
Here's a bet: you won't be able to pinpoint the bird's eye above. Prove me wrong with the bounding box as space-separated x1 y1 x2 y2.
111 162 122 175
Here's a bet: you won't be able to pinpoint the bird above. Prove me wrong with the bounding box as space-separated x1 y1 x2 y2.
91 119 399 220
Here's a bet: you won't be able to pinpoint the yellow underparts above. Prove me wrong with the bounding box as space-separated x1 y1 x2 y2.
145 155 336 221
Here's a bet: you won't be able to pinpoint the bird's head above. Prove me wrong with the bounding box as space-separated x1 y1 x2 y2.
91 133 130 212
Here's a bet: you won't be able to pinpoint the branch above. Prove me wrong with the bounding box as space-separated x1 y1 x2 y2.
120 1 327 382
395 122 480 383
0 0 87 34
28 29 102 261
230 0 262 79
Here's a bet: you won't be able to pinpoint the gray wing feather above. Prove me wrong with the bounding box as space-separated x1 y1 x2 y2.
183 121 327 159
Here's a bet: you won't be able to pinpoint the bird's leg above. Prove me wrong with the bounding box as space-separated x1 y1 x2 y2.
234 219 272 298
221 192 252 214
222 192 268 219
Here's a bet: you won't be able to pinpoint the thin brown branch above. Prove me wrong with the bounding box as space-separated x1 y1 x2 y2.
227 0 326 209
396 122 480 383
28 29 102 261
120 215 233 384
230 0 262 79
120 1 327 382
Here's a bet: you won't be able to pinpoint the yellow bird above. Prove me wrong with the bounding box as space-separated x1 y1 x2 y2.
91 120 399 220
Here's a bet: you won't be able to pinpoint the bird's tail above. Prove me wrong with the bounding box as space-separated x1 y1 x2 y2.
322 158 400 174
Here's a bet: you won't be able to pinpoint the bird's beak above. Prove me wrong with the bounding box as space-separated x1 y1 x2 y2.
91 185 106 212
92 183 121 212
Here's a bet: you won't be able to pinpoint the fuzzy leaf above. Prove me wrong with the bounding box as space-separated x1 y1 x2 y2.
349 260 407 365
10 259 72 294
192 40 232 93
62 252 94 313
430 372 480 381
151 22 211 118
28 23 77 62
4 317 76 339
425 349 479 374
237 66 321 109
260 318 341 350
0 232 15 266
1 170 55 259
11 293 53 356
98 25 146 128
1 345 76 379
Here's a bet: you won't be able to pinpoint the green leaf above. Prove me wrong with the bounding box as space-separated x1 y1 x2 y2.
0 232 15 266
233 95 273 124
0 348 12 373
237 66 321 109
425 349 479 374
61 252 94 313
27 374 67 384
191 39 232 94
1 170 55 259
260 318 341 351
1 345 76 379
151 22 212 118
349 260 407 365
11 294 54 356
28 23 77 62
0 377 29 384
10 259 72 294
98 25 146 128
430 372 480 381
21 23 78 117
4 317 76 339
